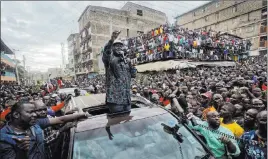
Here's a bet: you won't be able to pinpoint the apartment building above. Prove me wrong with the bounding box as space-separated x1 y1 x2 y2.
175 0 267 55
67 33 80 78
78 2 167 75
259 5 267 56
47 68 64 79
1 39 16 82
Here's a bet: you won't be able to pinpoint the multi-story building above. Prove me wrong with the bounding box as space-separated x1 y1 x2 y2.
47 68 64 79
28 71 49 85
1 39 16 83
175 0 267 55
259 4 267 56
67 33 80 78
78 2 167 75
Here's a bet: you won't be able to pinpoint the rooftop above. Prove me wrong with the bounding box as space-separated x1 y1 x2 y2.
1 39 14 54
121 2 166 15
78 2 166 22
174 1 213 20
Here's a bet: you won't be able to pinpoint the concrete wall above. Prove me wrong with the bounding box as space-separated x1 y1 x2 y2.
78 3 167 73
176 0 265 51
67 33 80 77
47 68 64 79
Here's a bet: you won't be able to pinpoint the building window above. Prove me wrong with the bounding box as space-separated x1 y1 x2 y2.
247 25 254 32
233 30 236 34
205 6 209 12
216 2 220 8
215 12 219 19
205 16 209 22
137 31 144 35
137 9 143 16
127 29 129 37
232 6 237 13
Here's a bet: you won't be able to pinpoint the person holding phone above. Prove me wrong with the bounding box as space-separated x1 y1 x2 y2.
102 30 137 114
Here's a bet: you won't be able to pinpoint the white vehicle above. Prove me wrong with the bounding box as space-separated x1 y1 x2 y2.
58 88 87 96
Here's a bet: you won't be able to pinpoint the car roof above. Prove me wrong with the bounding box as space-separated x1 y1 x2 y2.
71 93 153 110
73 94 106 109
75 107 168 133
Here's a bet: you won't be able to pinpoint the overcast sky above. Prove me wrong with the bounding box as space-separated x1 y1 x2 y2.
1 1 209 72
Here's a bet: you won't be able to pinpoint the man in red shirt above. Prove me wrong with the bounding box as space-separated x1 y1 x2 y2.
57 77 63 89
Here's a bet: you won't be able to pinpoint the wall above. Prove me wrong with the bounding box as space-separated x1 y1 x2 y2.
78 4 167 73
175 0 265 51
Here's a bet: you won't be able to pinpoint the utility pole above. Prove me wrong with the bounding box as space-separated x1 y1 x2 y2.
13 49 20 85
23 55 26 85
26 66 30 85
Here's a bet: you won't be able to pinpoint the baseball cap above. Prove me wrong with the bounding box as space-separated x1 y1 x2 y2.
113 39 123 45
201 92 212 99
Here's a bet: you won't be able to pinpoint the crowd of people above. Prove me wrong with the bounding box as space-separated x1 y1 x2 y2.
1 56 267 158
0 52 267 158
112 24 252 64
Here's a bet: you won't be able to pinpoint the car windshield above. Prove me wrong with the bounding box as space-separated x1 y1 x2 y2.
73 113 207 159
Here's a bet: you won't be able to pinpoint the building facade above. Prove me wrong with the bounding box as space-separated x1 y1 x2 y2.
1 39 16 82
28 71 49 85
175 0 267 55
47 68 64 79
259 5 267 56
67 33 80 78
78 2 167 75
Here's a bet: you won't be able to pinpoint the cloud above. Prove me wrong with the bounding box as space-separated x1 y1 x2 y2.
1 1 209 72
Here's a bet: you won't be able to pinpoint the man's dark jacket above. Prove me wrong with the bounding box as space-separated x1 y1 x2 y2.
102 40 136 105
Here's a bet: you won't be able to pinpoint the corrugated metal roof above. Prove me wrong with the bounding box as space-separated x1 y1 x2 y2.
135 60 236 72
1 39 14 54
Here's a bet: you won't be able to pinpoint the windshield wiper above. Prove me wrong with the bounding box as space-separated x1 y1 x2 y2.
161 123 183 143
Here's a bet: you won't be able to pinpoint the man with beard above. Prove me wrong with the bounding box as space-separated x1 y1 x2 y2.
242 98 252 110
200 92 215 120
142 87 151 101
233 104 244 126
242 109 259 132
103 30 136 114
34 100 89 159
188 111 240 158
240 111 267 159
220 102 244 138
243 87 263 100
0 101 46 159
252 98 266 112
213 94 224 111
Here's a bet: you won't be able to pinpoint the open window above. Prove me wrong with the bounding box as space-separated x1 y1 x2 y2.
137 9 143 16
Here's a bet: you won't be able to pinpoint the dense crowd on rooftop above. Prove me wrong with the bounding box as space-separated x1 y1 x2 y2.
111 24 252 64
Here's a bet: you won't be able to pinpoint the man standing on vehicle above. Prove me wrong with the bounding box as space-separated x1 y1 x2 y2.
103 30 136 113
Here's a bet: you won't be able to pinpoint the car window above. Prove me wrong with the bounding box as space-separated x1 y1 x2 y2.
73 113 207 159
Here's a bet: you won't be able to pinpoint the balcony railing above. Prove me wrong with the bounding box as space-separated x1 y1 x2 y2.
263 0 267 7
259 41 267 48
260 26 267 34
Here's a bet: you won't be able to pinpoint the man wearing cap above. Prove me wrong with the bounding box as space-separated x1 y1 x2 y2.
200 91 216 120
103 30 136 114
